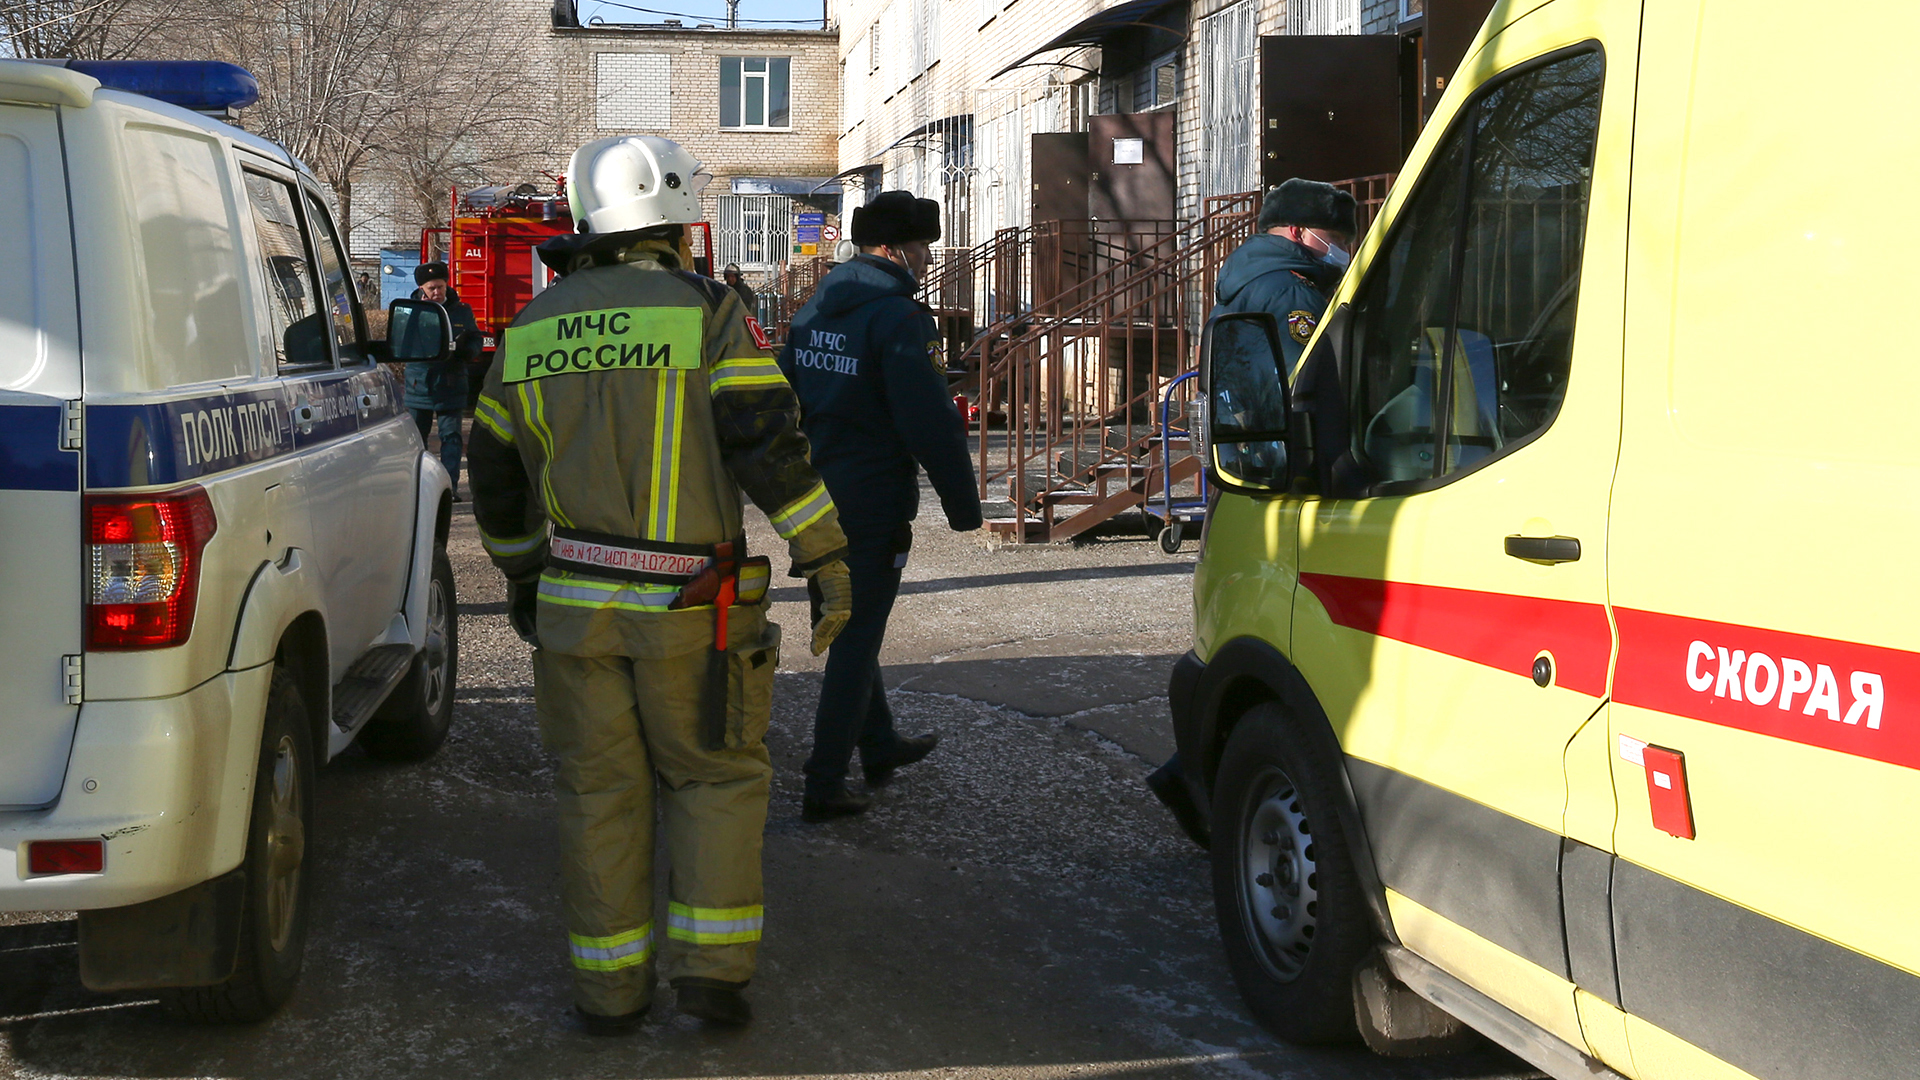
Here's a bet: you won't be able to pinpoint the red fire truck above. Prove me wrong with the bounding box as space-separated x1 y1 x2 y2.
423 181 716 401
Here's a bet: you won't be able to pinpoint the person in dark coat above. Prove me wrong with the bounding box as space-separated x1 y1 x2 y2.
407 261 483 494
1211 178 1358 374
777 191 983 821
721 262 758 314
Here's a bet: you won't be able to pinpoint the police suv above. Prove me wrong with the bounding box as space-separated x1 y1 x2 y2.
0 59 461 1020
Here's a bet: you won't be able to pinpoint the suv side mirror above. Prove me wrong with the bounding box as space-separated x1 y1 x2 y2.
387 299 452 363
1201 310 1292 493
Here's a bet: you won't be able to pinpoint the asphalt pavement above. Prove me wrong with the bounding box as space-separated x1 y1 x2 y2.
0 472 1542 1080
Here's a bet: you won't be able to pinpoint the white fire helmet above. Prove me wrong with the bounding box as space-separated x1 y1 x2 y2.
566 136 712 234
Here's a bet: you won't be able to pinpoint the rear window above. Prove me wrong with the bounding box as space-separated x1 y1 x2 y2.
0 105 69 394
122 124 252 386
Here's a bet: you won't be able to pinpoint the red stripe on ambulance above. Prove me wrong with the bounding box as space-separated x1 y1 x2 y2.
1298 573 1613 697
1613 608 1915 771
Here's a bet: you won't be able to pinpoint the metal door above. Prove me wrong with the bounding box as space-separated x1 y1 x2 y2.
1031 132 1089 316
0 105 82 808
1259 35 1403 189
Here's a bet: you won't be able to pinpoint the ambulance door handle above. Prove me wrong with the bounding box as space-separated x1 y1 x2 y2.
1505 535 1581 564
356 392 376 416
292 398 317 435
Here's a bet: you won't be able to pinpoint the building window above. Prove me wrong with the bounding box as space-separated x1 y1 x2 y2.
721 57 791 130
716 194 792 269
1401 0 1425 20
1135 52 1179 111
1200 0 1258 199
1288 0 1361 34
596 53 671 130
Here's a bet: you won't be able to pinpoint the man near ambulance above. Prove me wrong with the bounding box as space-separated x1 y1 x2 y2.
468 135 853 1034
777 191 983 822
1211 178 1357 373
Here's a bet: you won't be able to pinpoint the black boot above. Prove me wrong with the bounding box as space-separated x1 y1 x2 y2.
802 781 872 822
863 732 940 788
575 1003 649 1036
676 982 752 1025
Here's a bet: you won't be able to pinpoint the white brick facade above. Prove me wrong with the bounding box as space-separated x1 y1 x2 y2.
595 52 673 130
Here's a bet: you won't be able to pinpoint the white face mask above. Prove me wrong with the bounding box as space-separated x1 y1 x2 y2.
1310 230 1351 270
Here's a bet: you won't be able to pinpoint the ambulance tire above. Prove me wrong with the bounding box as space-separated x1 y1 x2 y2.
164 666 313 1023
362 548 458 762
1210 702 1369 1044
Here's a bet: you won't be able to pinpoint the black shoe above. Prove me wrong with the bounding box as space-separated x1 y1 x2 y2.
676 983 752 1026
801 782 872 822
575 1003 649 1036
863 733 940 788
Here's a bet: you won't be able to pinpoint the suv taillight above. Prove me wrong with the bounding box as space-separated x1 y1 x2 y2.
86 487 217 650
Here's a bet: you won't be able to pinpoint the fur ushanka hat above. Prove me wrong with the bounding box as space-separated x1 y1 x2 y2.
851 190 942 246
1256 178 1359 236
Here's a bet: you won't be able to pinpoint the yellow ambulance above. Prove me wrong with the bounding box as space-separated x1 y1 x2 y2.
1157 1 1920 1077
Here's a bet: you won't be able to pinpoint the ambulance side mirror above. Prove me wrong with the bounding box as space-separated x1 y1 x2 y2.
386 299 453 363
1200 311 1293 493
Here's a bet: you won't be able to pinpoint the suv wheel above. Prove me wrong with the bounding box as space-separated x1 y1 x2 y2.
164 664 313 1023
1210 702 1371 1043
361 547 458 762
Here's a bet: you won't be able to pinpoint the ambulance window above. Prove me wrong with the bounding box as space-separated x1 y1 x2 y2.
242 171 330 371
302 190 368 364
1351 48 1603 488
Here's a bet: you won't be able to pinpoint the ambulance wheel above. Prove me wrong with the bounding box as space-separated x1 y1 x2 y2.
1210 702 1369 1044
362 547 458 762
1159 522 1184 554
164 665 313 1023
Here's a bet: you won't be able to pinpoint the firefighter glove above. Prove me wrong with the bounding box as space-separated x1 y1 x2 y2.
508 578 540 646
808 559 852 656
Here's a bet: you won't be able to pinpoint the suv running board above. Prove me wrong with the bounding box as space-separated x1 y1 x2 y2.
330 644 414 734
1381 945 1629 1080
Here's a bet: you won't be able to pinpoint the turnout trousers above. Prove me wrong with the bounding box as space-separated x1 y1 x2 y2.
802 522 911 796
532 609 779 1018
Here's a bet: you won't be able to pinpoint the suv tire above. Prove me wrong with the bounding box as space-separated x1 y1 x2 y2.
361 547 458 762
164 664 314 1023
1210 702 1371 1043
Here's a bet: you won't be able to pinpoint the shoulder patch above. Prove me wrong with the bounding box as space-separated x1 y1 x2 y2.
927 339 944 373
745 314 772 350
1286 309 1318 345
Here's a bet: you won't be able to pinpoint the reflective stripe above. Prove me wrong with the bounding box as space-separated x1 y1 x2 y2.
517 380 573 528
538 572 680 612
647 371 685 541
479 524 546 558
709 355 789 394
569 923 654 972
768 481 834 539
473 394 515 443
666 902 763 945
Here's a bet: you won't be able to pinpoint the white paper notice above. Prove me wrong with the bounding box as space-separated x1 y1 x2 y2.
1113 138 1145 165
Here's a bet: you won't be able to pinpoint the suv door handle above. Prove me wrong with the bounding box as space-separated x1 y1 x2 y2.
356 392 377 414
1505 535 1581 564
292 399 317 434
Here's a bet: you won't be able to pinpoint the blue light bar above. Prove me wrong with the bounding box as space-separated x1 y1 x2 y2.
63 60 259 112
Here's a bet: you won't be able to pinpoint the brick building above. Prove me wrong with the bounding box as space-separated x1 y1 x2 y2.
828 0 1489 249
354 2 843 288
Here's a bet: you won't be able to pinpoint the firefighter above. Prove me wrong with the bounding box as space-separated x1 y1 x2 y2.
777 191 983 821
408 262 484 495
468 135 853 1034
721 262 758 313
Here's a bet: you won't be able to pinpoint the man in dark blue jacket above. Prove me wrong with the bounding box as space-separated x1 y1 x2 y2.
407 261 483 495
1211 178 1358 374
778 191 983 821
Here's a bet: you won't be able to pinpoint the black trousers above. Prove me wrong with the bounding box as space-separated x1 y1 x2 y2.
802 521 912 795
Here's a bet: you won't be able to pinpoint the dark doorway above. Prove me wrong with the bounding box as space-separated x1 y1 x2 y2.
1259 35 1403 190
